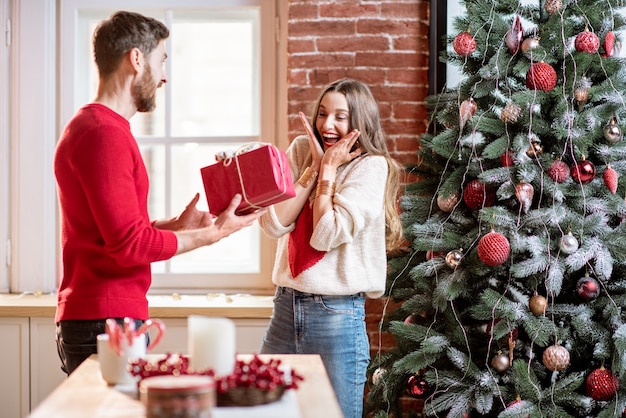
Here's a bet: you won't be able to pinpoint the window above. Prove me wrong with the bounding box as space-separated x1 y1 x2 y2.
0 0 8 292
6 0 287 294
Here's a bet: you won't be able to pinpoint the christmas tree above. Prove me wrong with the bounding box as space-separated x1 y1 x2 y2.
366 0 626 417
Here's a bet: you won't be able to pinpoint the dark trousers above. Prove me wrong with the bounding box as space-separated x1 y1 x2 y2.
56 318 146 375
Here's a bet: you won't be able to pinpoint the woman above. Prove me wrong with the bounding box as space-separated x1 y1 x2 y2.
259 78 403 418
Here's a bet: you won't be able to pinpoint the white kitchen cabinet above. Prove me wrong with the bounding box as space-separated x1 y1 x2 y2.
0 318 29 418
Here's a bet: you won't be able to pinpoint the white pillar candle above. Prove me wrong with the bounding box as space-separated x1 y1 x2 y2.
187 316 236 376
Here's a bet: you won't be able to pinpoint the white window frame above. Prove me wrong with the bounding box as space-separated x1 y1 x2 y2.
0 0 8 293
6 0 288 294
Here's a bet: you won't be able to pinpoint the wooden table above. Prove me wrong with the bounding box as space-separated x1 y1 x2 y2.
28 354 343 418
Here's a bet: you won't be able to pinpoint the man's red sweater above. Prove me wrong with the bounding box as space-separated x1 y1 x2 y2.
54 104 178 322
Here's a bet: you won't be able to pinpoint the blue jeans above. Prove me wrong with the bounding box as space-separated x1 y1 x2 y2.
56 318 147 375
260 286 369 418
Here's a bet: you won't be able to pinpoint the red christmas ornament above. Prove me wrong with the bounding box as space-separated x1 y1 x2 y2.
478 231 510 266
576 276 600 301
575 30 600 54
547 160 570 183
426 250 444 260
586 367 619 401
505 16 523 54
604 31 616 57
453 31 477 56
406 374 429 398
463 180 495 209
604 165 618 194
526 62 557 92
571 159 596 184
501 149 514 167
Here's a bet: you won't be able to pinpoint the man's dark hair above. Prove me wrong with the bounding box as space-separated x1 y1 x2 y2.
93 11 169 77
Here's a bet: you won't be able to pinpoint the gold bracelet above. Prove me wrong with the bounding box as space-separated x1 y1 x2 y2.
297 166 318 188
315 180 336 199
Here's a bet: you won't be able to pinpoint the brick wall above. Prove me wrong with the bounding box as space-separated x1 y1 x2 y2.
286 1 430 415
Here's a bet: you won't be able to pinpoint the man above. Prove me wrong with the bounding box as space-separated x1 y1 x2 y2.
54 10 265 375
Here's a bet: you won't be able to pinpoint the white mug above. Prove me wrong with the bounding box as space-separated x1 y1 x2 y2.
97 332 146 386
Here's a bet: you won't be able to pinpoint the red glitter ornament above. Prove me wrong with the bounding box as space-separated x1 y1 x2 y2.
576 276 600 302
453 31 477 56
547 160 570 183
575 30 600 54
604 165 618 194
571 159 596 184
586 367 619 401
501 149 514 167
478 231 510 266
526 62 557 92
604 31 616 57
463 180 495 209
406 374 429 398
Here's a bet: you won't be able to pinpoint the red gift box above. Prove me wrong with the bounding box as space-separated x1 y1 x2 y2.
200 144 295 215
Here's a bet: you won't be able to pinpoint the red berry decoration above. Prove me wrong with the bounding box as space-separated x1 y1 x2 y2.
575 30 600 54
463 180 495 209
571 159 596 184
586 367 619 401
604 165 618 194
526 62 557 92
478 231 510 266
453 31 477 56
547 160 570 183
576 276 600 302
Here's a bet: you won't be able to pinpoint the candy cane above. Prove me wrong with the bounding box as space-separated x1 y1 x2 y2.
105 318 122 356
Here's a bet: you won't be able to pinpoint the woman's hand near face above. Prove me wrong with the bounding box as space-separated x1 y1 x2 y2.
299 112 324 171
320 129 362 171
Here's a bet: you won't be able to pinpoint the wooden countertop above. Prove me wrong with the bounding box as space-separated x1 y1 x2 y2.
0 293 274 318
28 354 343 418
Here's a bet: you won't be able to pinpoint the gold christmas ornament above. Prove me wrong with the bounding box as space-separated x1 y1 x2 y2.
521 37 540 52
491 352 510 373
603 116 622 143
542 344 570 371
544 0 562 15
437 193 460 212
515 182 534 213
445 249 463 269
529 294 547 315
459 98 477 128
501 102 522 124
526 141 543 158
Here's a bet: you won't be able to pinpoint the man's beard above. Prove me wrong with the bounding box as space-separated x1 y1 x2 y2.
132 65 158 113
